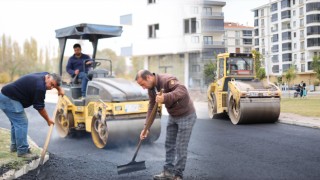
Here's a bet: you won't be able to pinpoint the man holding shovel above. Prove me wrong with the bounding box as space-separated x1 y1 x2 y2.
136 70 197 180
0 72 64 159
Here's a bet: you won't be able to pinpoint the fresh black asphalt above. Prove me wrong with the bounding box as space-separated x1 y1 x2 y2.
1 103 320 180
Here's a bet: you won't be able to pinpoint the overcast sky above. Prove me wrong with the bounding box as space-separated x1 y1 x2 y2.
0 0 270 54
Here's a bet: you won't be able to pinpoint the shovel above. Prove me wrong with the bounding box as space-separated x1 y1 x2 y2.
36 95 61 178
117 89 163 174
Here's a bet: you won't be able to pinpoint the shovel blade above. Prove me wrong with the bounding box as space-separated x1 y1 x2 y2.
117 161 146 175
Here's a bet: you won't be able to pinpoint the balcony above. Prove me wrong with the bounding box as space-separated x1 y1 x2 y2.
203 41 225 48
201 12 224 18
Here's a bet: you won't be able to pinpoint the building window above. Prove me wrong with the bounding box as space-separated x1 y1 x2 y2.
191 6 198 14
203 36 213 45
301 53 305 60
308 61 313 70
307 26 320 35
301 64 305 72
261 9 264 16
184 18 197 34
235 39 240 45
282 42 292 51
244 48 251 53
294 54 297 60
203 7 212 15
300 41 305 49
307 38 320 47
272 45 279 52
243 30 252 36
272 55 279 63
254 10 259 17
300 30 304 37
281 10 291 19
235 31 240 37
243 39 253 45
282 32 291 40
300 18 304 27
282 53 292 62
272 65 280 73
271 3 278 12
293 10 296 16
192 65 200 72
148 24 159 38
294 43 297 49
271 13 278 22
254 29 259 36
281 0 291 9
202 19 223 31
282 64 292 72
254 19 259 26
255 39 259 46
148 0 156 4
300 7 304 16
307 14 320 24
191 36 199 43
306 2 320 12
272 34 279 42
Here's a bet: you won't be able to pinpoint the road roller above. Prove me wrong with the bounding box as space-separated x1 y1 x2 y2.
207 53 281 124
54 23 161 148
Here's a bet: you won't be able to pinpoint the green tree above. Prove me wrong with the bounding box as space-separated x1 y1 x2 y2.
311 55 320 81
203 61 216 84
96 48 127 77
251 50 266 80
284 65 296 98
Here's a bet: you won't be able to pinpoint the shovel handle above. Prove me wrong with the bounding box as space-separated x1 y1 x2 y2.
131 139 143 162
143 89 163 134
39 124 54 165
131 89 163 161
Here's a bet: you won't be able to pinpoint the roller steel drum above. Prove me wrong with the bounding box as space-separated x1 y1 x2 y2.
228 97 280 124
91 116 161 148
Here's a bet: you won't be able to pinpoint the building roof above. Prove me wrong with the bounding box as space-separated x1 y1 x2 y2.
224 22 253 29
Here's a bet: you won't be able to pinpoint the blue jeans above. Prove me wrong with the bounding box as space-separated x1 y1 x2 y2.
78 72 88 97
0 93 29 155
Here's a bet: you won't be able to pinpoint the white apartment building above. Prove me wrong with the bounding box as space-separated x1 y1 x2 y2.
252 0 319 83
120 0 226 89
224 22 254 53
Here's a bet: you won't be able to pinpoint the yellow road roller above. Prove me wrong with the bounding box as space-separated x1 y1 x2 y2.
54 23 161 148
207 53 281 124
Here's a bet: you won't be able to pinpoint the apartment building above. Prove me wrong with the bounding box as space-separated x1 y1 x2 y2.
224 22 254 53
252 0 319 84
120 0 226 89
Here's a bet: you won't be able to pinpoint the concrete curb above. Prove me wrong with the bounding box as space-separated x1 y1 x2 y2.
0 155 49 180
0 128 50 180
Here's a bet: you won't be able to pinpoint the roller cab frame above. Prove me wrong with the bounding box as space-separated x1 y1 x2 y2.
54 23 161 148
207 53 281 124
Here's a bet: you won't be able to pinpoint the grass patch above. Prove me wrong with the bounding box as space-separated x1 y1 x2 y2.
281 96 320 117
0 128 41 172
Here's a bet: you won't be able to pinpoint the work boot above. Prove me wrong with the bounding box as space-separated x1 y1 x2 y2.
17 149 38 160
11 147 31 153
153 170 174 180
10 147 17 153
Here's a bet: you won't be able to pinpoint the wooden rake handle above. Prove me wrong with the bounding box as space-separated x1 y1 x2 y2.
39 95 62 165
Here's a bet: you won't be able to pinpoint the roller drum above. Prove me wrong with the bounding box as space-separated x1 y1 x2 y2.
91 116 161 148
229 97 280 124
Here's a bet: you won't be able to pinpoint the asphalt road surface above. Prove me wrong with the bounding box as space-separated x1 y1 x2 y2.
1 102 320 180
